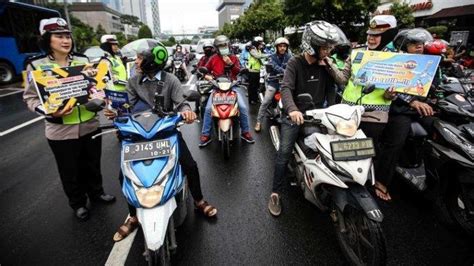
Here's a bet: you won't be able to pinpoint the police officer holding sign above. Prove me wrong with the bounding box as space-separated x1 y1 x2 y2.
23 18 115 221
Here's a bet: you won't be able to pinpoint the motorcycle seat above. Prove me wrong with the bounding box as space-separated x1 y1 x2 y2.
296 138 318 159
409 122 428 138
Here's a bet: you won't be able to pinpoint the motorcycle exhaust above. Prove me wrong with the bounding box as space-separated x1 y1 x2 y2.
270 125 280 151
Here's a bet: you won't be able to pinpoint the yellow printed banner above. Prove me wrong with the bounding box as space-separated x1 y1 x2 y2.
30 61 113 114
351 50 441 97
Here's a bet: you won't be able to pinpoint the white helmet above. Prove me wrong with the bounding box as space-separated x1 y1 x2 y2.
100 34 118 44
254 36 264 42
274 37 289 47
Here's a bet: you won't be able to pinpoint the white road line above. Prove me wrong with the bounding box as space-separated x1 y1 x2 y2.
0 116 44 137
0 90 23 97
105 216 138 266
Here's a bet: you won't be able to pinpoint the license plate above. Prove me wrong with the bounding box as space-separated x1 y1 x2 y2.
330 138 375 161
123 139 171 162
213 95 236 105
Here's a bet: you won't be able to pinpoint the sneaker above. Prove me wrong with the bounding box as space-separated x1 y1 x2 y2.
268 194 281 216
199 135 212 147
254 122 261 133
241 132 255 143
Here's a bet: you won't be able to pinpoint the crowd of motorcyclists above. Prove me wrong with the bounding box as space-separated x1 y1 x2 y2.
21 13 473 264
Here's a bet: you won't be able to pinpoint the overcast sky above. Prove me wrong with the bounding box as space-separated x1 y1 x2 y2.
157 0 219 33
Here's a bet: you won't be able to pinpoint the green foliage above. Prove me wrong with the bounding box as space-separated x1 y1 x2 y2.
218 0 286 39
192 35 201 44
96 24 107 36
120 15 143 27
426 25 448 39
389 2 415 29
180 38 192 44
168 37 176 44
112 32 128 47
137 25 153 39
283 0 379 42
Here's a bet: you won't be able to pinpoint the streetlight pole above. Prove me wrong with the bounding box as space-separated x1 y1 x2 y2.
64 0 72 31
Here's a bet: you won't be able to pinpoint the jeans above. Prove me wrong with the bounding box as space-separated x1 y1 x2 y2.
272 118 300 194
201 87 250 136
256 84 277 123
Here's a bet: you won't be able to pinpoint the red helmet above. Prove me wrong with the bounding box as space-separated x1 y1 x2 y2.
424 39 447 55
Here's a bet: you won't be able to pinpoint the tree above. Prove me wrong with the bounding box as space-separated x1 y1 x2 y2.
137 25 153 39
120 15 143 27
168 36 176 45
426 25 448 39
192 35 201 44
389 2 415 29
96 24 107 36
180 38 192 44
113 32 128 47
283 0 380 42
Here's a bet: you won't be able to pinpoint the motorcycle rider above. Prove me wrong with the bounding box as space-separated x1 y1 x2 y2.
375 28 438 201
339 15 399 201
104 43 217 241
267 21 350 216
247 36 270 104
331 41 352 103
173 44 190 80
196 40 215 68
99 34 127 92
23 18 115 221
199 35 255 147
239 41 252 68
254 37 292 132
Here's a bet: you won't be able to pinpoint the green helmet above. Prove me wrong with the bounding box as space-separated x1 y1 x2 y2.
141 42 168 74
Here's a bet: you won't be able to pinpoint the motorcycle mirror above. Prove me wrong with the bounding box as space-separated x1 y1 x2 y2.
362 84 376 95
198 67 209 74
183 90 200 102
192 64 197 68
296 93 315 112
442 74 449 83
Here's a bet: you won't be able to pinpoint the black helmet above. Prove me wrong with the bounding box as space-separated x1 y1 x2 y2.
140 42 169 75
301 21 344 58
393 28 433 52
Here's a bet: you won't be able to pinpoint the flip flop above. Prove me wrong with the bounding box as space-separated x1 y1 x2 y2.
113 216 139 242
195 201 217 218
373 184 392 202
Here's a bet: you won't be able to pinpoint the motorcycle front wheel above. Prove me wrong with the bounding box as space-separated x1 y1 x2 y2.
334 205 386 266
145 238 170 266
445 174 474 236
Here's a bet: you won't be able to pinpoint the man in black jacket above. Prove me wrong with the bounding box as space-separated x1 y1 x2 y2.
268 21 349 216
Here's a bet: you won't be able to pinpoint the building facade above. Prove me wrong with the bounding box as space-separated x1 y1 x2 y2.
375 0 474 44
149 0 161 37
216 0 246 29
121 0 147 23
69 2 124 33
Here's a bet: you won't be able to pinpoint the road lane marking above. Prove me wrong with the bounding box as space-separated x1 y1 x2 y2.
0 116 44 137
0 90 23 97
105 216 138 266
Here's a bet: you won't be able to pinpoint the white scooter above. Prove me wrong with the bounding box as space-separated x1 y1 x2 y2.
269 94 386 266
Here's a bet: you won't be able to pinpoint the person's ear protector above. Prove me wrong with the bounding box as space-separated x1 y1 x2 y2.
152 45 168 65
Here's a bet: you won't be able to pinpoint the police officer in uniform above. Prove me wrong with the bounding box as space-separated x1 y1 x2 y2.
23 18 115 221
99 34 127 92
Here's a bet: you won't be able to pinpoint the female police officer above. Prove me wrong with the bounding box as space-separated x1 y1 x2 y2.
23 18 115 221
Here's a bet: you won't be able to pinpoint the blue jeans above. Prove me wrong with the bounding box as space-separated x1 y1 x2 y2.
272 118 300 194
256 84 278 123
201 87 250 136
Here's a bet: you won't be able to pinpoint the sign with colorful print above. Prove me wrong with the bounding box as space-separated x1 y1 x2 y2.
351 50 441 97
30 61 113 114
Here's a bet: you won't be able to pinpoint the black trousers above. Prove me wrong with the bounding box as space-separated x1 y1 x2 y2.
119 133 203 217
48 130 105 210
247 72 260 103
375 114 437 187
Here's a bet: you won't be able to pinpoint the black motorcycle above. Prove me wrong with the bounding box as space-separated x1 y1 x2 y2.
395 83 474 235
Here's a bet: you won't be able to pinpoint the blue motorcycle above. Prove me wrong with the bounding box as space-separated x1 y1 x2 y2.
96 90 200 265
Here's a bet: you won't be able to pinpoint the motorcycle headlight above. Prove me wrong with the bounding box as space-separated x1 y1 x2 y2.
136 184 164 208
326 111 359 137
443 128 474 160
218 82 231 91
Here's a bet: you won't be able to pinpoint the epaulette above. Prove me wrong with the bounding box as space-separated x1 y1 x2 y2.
71 52 88 58
24 53 48 70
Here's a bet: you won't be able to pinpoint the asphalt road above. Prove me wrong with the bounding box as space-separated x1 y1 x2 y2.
0 77 473 265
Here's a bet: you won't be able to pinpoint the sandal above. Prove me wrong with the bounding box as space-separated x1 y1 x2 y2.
113 216 139 242
195 200 217 217
373 182 392 202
